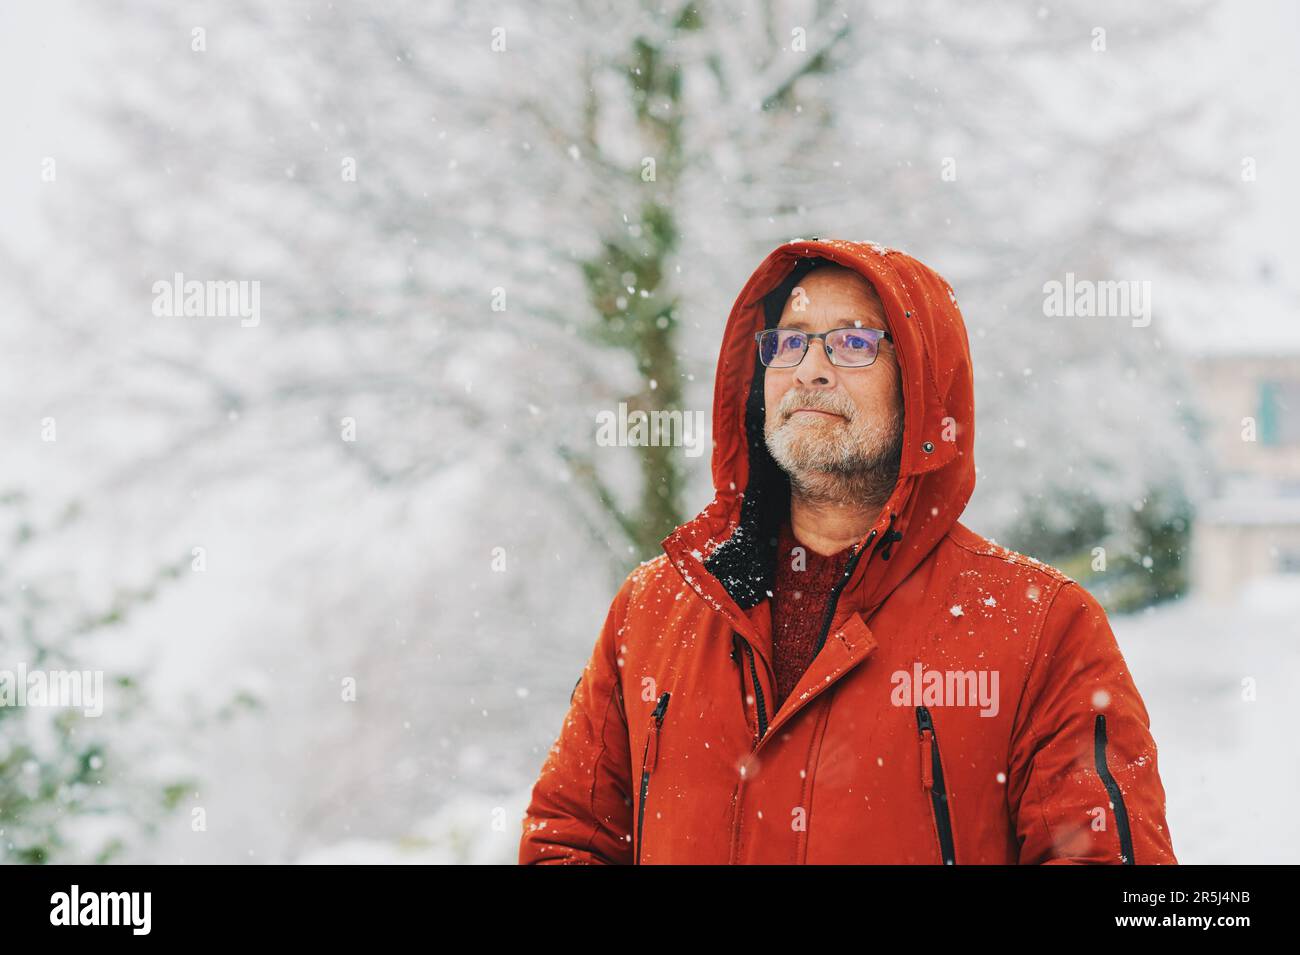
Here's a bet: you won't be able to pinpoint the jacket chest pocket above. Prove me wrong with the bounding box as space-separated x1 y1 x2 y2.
635 691 671 865
916 704 957 864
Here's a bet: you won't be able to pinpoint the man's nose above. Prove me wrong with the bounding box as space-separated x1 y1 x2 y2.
794 339 837 386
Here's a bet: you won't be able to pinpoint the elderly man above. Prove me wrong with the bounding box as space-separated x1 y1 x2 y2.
520 239 1175 865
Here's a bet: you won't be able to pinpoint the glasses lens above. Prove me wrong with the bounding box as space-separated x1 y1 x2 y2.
760 329 806 367
826 328 881 366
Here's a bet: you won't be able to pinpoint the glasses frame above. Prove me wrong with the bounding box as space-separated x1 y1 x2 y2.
754 326 893 368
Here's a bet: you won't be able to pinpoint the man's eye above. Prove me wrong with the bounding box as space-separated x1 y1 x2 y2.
781 334 805 350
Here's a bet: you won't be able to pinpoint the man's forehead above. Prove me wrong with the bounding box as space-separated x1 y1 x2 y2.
777 265 885 326
778 291 887 331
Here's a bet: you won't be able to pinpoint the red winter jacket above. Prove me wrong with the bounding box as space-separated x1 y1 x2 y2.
520 238 1176 865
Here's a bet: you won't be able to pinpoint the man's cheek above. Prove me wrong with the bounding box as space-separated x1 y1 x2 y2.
764 388 783 423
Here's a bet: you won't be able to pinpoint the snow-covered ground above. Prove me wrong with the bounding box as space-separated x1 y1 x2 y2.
1114 576 1300 864
294 791 529 865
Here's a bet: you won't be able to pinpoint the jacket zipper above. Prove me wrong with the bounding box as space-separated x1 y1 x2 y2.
1093 713 1135 864
810 530 874 657
915 705 956 864
635 691 671 865
741 642 769 742
726 522 882 859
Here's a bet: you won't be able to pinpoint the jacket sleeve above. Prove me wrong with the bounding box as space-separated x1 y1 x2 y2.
1007 581 1177 865
518 574 635 864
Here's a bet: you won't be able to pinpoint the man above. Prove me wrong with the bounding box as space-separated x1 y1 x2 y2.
519 238 1176 864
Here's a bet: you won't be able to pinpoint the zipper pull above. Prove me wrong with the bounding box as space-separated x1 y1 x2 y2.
920 729 934 790
646 692 671 773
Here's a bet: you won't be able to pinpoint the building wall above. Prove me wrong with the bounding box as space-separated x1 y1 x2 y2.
1193 354 1300 484
1191 352 1300 601
1192 518 1300 602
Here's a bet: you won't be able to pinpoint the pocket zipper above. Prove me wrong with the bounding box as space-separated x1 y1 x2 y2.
1093 713 1135 865
635 691 671 865
915 705 956 865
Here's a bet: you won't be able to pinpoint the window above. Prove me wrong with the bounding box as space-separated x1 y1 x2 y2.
1257 380 1300 446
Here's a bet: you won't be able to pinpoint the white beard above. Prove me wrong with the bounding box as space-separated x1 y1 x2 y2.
765 402 904 508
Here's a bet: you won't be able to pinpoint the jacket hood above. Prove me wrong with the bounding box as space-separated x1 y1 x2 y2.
662 237 976 636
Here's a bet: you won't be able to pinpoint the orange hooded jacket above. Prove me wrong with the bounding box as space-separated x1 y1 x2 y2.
519 238 1176 865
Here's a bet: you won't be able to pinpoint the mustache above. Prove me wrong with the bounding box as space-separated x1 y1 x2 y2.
777 390 854 421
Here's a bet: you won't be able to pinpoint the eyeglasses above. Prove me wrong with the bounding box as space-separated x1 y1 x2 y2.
754 326 892 368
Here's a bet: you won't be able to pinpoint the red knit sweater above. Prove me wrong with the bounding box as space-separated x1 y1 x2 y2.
770 519 854 710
